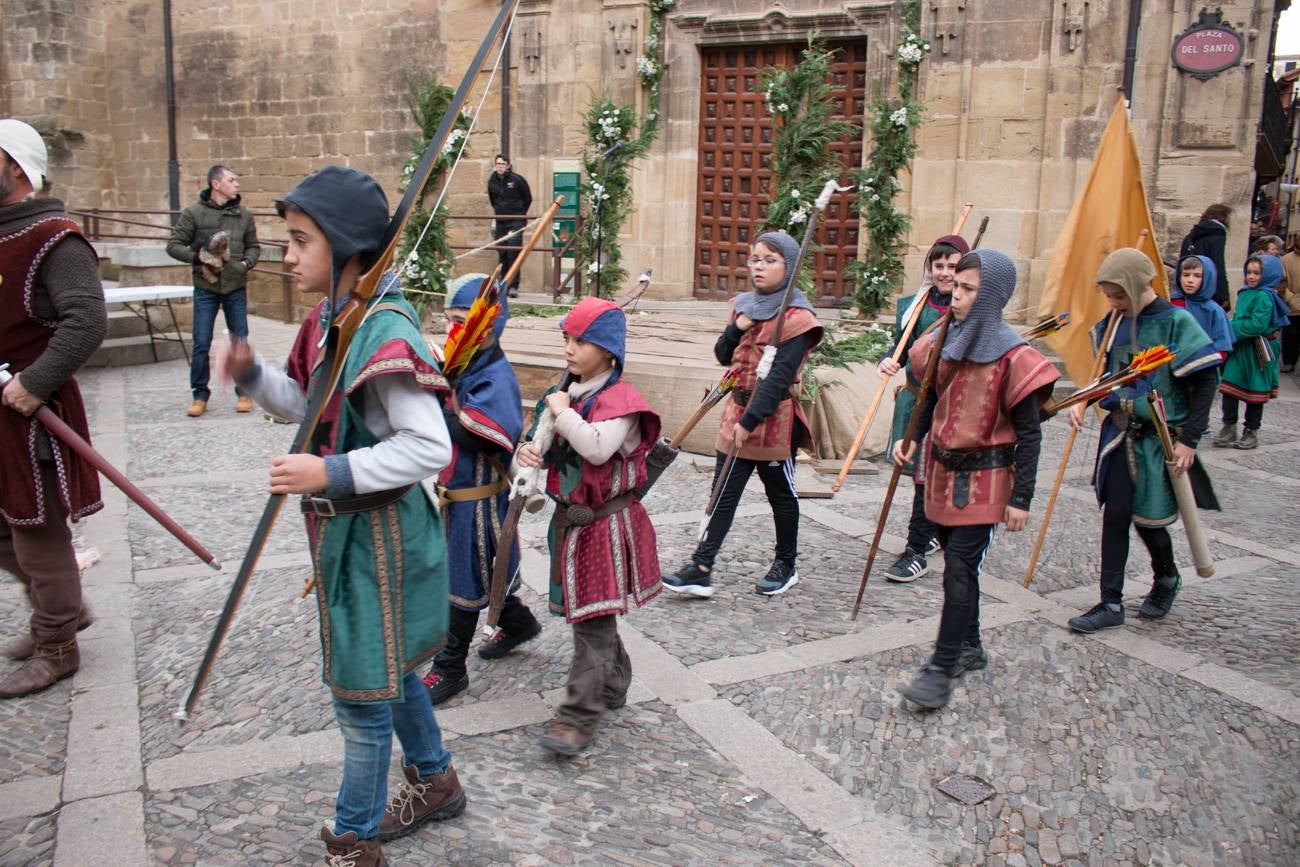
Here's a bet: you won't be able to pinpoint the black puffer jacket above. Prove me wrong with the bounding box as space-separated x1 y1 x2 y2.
1179 219 1229 307
166 188 261 294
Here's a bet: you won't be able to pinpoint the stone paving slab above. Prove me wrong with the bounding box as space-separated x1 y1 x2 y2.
0 591 71 785
719 619 1300 867
145 701 845 866
136 565 328 764
127 415 293 479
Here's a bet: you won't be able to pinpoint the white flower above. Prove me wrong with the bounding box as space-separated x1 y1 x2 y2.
790 189 800 199
897 43 923 64
788 208 808 225
636 56 658 78
588 262 602 274
889 107 909 127
870 193 880 202
776 102 789 113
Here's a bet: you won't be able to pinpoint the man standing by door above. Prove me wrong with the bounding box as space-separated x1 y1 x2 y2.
166 165 260 417
487 154 531 298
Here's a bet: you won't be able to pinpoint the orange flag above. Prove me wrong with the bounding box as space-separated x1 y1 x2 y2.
1037 100 1167 387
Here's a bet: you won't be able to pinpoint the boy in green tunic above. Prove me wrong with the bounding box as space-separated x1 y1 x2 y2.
1067 248 1222 635
225 167 465 866
1212 254 1289 450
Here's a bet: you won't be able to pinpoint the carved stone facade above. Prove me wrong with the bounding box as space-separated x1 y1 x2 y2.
0 0 1284 311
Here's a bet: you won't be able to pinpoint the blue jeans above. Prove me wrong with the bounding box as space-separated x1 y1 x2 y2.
190 287 248 400
331 670 452 839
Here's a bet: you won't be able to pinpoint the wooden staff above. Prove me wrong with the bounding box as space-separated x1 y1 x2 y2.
831 204 973 493
1022 228 1150 587
850 310 953 620
1149 390 1215 577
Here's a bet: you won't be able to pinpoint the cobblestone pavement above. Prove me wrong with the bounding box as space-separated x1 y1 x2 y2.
1 316 1297 865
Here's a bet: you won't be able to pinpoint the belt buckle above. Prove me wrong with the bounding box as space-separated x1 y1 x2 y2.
305 496 336 517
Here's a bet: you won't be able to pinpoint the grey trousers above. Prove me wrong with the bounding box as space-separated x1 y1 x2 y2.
557 614 631 733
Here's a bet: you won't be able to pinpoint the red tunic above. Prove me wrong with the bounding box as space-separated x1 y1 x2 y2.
909 332 1058 526
548 381 662 623
715 305 823 461
0 217 102 527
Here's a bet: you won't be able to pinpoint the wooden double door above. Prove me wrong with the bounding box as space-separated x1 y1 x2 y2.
694 39 867 304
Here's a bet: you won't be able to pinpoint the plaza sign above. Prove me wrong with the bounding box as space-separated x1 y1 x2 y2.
1171 9 1245 80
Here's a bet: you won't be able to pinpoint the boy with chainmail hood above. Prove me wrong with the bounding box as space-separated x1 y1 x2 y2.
877 233 970 583
1066 248 1222 636
663 231 823 599
894 250 1058 709
223 166 465 865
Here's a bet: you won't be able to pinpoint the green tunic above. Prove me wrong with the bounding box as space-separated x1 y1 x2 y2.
1093 305 1221 526
303 300 450 703
1219 287 1281 403
887 291 947 461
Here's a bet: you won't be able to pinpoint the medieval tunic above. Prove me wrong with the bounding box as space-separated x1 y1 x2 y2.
1092 305 1222 526
538 377 662 624
1219 285 1282 403
714 305 823 461
909 332 1059 526
0 209 103 527
439 344 523 610
247 291 452 703
889 290 947 450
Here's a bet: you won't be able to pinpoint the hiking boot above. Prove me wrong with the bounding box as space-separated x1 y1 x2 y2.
755 561 799 596
235 395 254 413
1139 574 1182 620
477 620 542 660
885 548 929 583
540 719 593 757
953 643 989 676
1068 602 1125 634
1233 428 1260 450
926 537 942 556
376 763 466 842
663 562 714 598
899 664 954 709
604 690 628 710
320 826 385 867
4 608 94 661
1211 423 1237 447
186 399 207 418
421 668 468 706
0 640 79 699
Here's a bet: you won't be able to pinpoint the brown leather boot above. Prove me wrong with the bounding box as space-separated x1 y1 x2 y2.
4 607 95 661
0 639 79 698
540 719 594 756
319 826 386 867
376 763 466 842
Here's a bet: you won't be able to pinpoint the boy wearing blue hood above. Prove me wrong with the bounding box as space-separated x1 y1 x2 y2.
420 273 542 706
1212 254 1289 450
663 231 823 598
223 167 464 865
893 250 1059 709
1066 248 1222 636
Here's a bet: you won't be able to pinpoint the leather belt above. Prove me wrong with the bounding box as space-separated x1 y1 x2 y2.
551 490 639 531
731 388 791 406
435 477 508 509
929 443 1015 509
300 484 412 517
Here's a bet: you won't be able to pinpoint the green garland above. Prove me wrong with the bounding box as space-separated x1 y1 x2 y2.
576 0 671 296
395 71 471 323
846 0 930 316
758 38 856 288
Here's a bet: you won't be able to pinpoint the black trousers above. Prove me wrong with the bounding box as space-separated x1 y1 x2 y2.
905 483 938 553
493 219 525 289
1281 315 1299 367
930 523 995 676
1221 395 1264 430
1098 451 1178 605
433 595 539 677
693 452 799 569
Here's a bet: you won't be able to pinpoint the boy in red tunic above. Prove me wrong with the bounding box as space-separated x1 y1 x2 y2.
893 250 1058 709
514 297 661 756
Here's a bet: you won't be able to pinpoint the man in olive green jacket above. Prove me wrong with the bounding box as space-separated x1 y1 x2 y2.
166 165 261 417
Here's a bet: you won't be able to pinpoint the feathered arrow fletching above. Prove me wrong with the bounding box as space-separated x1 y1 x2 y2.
442 283 501 378
1022 312 1069 341
1044 343 1177 414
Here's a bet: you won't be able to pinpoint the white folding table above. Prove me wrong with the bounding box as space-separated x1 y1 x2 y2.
102 285 193 363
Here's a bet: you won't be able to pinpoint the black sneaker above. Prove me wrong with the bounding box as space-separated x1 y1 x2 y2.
663 562 714 598
422 669 468 705
477 620 542 660
926 537 941 556
953 643 989 676
755 561 799 596
885 548 929 583
1138 574 1181 620
899 664 954 709
1068 603 1125 634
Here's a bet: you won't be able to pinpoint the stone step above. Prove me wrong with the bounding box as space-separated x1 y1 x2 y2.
86 334 189 368
106 308 152 340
